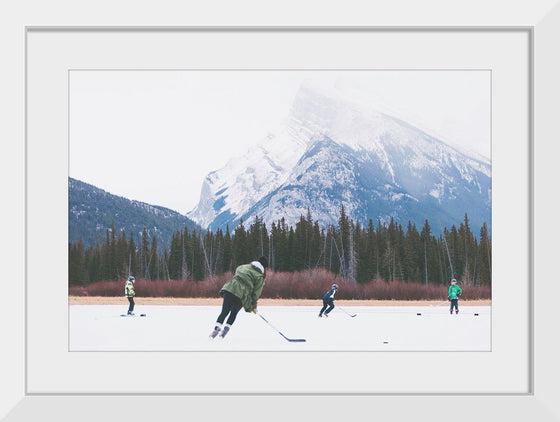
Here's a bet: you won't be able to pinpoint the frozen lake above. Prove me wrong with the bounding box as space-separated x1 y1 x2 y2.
69 304 491 351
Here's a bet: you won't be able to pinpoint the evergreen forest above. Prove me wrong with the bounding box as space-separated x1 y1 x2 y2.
68 207 491 289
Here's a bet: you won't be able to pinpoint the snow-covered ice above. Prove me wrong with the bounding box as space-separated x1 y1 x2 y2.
69 305 491 352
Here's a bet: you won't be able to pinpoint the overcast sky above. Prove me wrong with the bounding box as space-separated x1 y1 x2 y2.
69 70 491 215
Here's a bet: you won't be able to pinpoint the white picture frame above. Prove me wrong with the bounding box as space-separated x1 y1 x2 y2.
3 0 559 420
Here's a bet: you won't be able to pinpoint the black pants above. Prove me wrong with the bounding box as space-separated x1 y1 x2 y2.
127 296 135 313
320 299 335 316
450 299 459 312
217 291 243 325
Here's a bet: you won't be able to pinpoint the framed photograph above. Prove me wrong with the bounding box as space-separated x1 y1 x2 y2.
3 1 559 420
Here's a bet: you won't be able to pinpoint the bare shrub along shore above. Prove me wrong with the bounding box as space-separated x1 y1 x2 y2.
69 268 491 302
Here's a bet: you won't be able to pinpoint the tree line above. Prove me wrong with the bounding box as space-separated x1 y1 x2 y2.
69 207 491 287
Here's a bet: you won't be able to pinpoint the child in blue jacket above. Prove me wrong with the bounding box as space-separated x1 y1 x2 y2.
318 284 339 317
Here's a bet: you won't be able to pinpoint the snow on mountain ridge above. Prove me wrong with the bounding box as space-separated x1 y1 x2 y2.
187 119 308 228
187 81 491 232
291 83 490 179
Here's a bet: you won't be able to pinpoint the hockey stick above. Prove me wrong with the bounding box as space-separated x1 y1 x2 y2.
430 300 450 307
256 312 306 342
337 306 357 317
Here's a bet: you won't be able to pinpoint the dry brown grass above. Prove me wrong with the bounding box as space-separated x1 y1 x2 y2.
69 269 491 301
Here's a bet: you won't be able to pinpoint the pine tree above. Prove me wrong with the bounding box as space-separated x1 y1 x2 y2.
310 220 322 270
181 228 189 280
293 215 308 271
420 220 435 284
248 215 268 263
213 228 224 276
222 225 233 273
361 219 377 282
450 225 463 280
167 231 181 279
232 219 248 268
337 205 350 279
69 238 87 285
441 227 455 282
191 230 205 281
276 218 290 271
325 224 340 274
396 223 406 281
127 233 137 278
405 221 421 283
286 227 296 272
148 235 159 280
376 220 388 281
161 248 171 280
116 229 128 280
100 229 112 280
86 238 102 283
460 213 477 286
139 227 150 279
478 222 492 285
347 219 357 282
201 229 216 278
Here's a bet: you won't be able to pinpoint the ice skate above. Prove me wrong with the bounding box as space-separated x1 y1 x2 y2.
219 324 231 338
209 324 222 339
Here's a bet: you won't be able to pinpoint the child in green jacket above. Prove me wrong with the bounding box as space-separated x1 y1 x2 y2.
448 279 462 314
209 256 268 339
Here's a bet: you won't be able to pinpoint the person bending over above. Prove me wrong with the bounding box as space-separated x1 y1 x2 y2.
209 256 268 339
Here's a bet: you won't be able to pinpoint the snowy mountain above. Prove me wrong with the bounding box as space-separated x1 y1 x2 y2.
69 178 201 250
187 83 491 234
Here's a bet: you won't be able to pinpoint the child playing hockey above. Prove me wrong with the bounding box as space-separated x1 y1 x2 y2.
124 276 135 315
209 256 268 339
318 284 339 317
448 279 462 314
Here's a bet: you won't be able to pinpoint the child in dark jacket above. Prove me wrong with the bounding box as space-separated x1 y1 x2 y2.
318 284 339 317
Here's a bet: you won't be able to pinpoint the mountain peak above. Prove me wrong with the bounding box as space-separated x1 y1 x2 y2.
187 83 491 234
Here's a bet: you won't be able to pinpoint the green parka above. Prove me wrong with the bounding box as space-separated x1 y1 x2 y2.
448 284 462 300
220 262 265 312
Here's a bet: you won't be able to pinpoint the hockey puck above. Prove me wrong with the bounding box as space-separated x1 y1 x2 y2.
383 341 389 344
140 313 147 317
474 313 479 316
416 313 422 316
